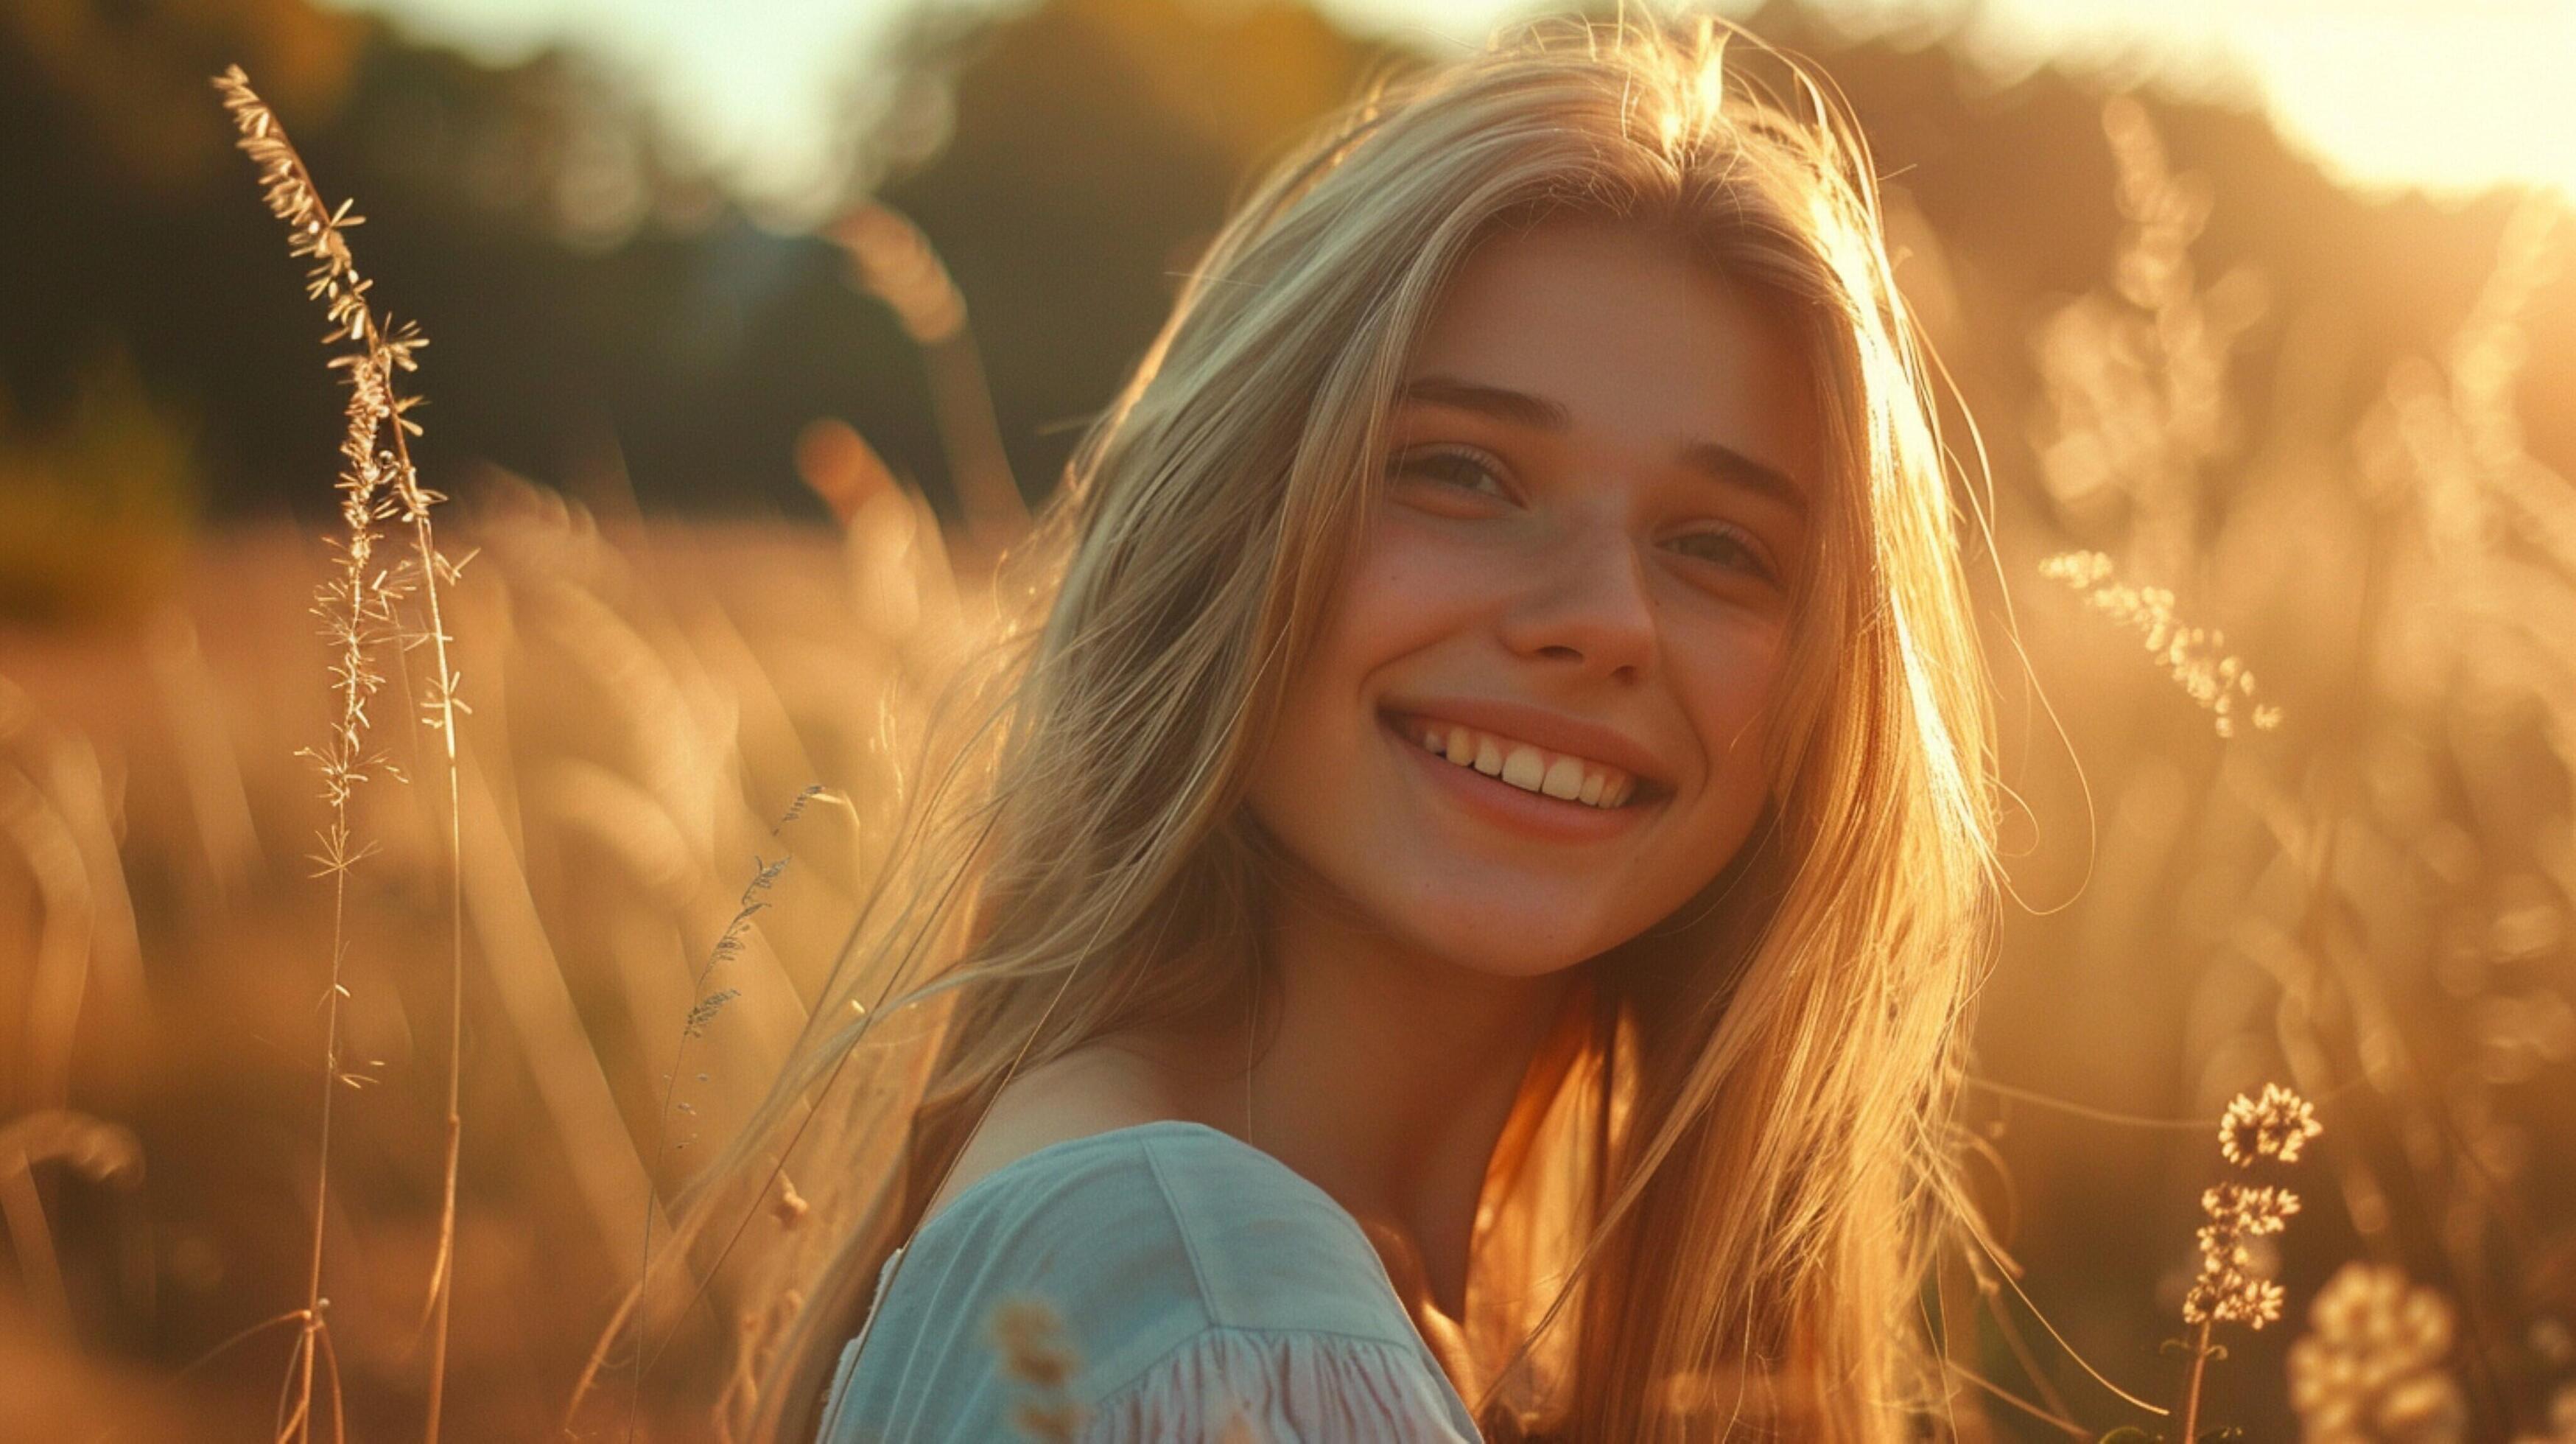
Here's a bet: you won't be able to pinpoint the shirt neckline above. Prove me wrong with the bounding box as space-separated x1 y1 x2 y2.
910 1118 1362 1247
860 1119 1459 1408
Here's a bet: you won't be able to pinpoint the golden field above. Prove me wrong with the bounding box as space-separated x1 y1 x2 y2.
4 5 2575 1438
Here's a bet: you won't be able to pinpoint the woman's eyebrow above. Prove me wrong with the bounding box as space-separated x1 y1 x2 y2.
1401 374 1568 430
1399 373 1808 518
1677 440 1808 519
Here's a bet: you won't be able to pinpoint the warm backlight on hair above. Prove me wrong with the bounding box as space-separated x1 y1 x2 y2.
1634 15 1730 158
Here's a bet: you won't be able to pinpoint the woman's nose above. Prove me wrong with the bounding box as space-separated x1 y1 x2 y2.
1495 516 1657 681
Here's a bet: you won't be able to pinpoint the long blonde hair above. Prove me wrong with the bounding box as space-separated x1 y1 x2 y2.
595 14 2001 1441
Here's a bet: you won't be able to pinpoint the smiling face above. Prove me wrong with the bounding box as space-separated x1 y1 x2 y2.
1242 215 1824 978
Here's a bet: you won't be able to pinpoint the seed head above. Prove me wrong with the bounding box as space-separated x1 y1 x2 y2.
2182 1085 2322 1333
2039 550 2284 736
2287 1264 2466 1443
2221 1082 2325 1167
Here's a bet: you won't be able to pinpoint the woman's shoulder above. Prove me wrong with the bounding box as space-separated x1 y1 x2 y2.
817 1121 1481 1441
913 1041 1198 1226
905 1041 1431 1338
899 1118 1426 1346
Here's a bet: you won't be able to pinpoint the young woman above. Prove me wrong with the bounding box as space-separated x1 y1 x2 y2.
649 14 2001 1441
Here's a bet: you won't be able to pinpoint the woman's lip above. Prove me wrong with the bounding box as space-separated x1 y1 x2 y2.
1382 714 1656 842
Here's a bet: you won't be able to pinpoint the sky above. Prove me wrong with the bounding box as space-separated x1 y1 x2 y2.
320 0 2576 225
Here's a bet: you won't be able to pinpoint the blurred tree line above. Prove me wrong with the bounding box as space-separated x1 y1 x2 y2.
0 0 2569 621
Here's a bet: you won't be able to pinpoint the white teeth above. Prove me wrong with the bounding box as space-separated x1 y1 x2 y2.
1402 715 1642 810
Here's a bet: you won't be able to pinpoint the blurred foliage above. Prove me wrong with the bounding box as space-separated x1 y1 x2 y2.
0 350 199 622
868 0 1405 502
6 0 2566 614
8 0 363 190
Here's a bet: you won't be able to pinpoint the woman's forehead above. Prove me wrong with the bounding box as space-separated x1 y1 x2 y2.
1398 217 1822 496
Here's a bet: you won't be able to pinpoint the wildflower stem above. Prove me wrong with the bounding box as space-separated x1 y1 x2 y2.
2176 1317 2211 1443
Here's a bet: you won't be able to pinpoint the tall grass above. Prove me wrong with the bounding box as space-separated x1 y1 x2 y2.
626 782 837 1434
212 66 469 1441
2019 97 2575 1441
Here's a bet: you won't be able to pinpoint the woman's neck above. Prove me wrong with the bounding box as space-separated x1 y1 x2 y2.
1140 883 1581 1327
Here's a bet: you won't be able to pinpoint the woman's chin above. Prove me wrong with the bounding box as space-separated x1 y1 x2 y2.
1394 903 1606 980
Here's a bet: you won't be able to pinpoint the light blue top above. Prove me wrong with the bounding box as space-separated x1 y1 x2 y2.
815 1119 1485 1442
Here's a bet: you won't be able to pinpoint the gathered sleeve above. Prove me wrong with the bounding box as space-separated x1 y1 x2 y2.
1081 1325 1481 1442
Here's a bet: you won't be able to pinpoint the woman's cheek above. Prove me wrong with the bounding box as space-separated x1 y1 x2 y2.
1344 527 1495 637
1677 630 1789 793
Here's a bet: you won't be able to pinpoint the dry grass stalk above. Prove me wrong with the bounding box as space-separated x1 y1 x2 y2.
211 62 470 1443
0 677 152 1110
0 1110 143 1335
625 782 833 1430
827 202 1029 563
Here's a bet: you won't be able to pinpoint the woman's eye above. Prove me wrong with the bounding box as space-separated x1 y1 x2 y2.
1670 528 1777 581
1392 448 1509 499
